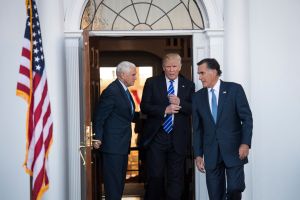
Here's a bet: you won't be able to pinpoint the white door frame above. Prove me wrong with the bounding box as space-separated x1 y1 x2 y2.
64 1 224 200
65 29 224 200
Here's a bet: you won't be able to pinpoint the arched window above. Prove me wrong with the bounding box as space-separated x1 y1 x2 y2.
81 0 204 30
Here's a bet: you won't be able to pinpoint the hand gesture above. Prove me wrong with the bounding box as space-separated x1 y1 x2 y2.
168 94 180 105
165 104 181 114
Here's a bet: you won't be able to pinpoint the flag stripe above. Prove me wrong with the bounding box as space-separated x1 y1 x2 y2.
22 47 31 59
43 105 52 146
34 80 47 122
19 65 30 77
33 165 44 199
44 124 53 153
20 56 30 68
32 136 44 179
17 83 30 95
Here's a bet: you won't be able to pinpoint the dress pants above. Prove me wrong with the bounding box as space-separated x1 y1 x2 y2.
205 150 245 200
102 153 128 200
144 129 185 200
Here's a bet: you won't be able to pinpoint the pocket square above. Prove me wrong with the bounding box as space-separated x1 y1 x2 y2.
223 91 227 94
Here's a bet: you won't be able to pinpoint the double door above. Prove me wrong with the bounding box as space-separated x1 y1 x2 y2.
81 31 194 200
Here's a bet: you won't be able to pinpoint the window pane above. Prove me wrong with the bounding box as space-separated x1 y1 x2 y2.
81 0 204 30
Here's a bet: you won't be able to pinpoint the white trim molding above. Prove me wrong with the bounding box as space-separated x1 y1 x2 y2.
65 33 83 200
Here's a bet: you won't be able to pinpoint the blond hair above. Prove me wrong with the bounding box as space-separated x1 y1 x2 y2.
162 53 182 67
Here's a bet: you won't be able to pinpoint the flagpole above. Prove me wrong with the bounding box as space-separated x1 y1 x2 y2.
25 0 33 199
28 0 33 199
30 176 33 200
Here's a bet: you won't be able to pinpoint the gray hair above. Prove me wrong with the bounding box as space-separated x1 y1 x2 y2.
116 61 136 76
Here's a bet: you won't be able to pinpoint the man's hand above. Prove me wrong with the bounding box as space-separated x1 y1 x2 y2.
165 104 181 114
168 94 180 105
195 156 205 173
239 144 249 160
93 140 102 149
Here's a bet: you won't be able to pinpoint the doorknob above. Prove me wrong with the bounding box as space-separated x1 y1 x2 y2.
86 122 98 146
80 122 96 166
85 125 91 147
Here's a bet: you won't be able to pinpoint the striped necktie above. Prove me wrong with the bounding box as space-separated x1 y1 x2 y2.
163 80 174 133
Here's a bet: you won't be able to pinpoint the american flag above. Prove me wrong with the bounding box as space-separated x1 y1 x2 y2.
16 0 53 200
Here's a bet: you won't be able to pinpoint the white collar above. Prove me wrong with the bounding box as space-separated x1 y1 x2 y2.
207 79 221 93
165 76 178 84
118 79 128 91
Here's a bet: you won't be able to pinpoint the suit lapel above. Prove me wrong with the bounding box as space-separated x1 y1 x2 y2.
216 81 228 123
177 75 184 98
159 75 169 103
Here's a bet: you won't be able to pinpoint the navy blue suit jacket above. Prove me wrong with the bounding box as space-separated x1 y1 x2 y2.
192 81 253 169
140 74 195 155
93 79 136 155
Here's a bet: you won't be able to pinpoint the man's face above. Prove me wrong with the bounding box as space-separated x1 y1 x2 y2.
163 58 181 80
122 67 137 87
197 63 218 88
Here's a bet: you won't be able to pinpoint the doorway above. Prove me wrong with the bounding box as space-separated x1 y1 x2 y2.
88 36 194 199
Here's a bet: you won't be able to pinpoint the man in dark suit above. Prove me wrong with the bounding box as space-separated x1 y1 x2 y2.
193 58 253 200
140 53 195 200
93 61 137 200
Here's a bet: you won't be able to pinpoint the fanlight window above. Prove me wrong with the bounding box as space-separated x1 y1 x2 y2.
81 0 204 30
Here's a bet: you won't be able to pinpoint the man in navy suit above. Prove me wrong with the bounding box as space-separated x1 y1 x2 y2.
93 61 137 200
141 53 195 200
193 58 253 200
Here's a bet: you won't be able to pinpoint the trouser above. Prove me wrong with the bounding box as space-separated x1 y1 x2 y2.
206 162 245 200
144 129 185 200
102 153 128 200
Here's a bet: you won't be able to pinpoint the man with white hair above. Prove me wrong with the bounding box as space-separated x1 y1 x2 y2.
93 61 137 200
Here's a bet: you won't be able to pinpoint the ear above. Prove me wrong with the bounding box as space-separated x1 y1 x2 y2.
120 72 125 79
212 69 218 76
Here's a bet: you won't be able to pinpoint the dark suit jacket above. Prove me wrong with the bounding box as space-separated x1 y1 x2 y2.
93 79 137 155
193 81 253 169
140 74 195 154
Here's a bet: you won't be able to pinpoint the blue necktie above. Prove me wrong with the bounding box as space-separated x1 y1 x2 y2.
126 89 134 115
211 88 217 123
163 80 175 133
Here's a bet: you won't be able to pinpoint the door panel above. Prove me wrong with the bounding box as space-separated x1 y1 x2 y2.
82 30 102 200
